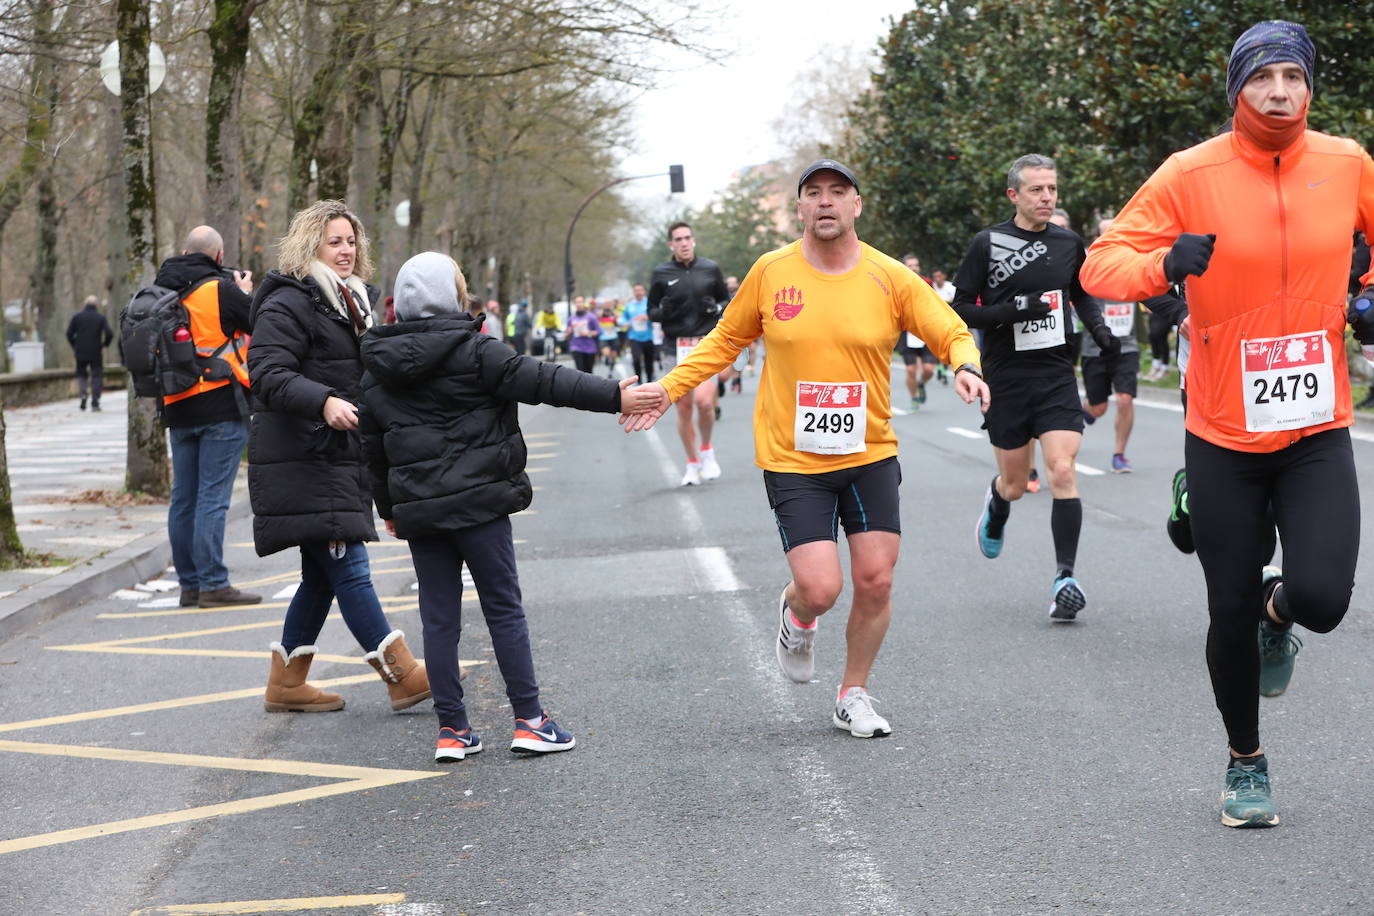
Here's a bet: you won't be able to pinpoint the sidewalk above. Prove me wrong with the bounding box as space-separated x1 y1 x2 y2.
0 389 248 643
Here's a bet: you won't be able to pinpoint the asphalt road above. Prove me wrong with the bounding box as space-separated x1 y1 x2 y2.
2 366 1373 916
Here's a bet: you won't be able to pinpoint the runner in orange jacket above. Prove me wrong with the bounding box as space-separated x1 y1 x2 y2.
1081 19 1374 829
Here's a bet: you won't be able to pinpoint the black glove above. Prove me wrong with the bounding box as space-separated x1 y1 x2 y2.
1348 286 1374 345
1090 322 1121 356
1163 232 1215 284
1017 295 1053 321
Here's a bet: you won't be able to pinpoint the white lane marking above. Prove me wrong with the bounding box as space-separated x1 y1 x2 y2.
272 584 299 599
1075 462 1105 477
643 427 904 913
689 546 742 592
946 426 982 440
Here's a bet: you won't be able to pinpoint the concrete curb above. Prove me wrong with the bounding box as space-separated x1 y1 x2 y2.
0 496 253 646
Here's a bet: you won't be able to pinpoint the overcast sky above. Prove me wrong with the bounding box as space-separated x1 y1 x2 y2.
618 0 912 212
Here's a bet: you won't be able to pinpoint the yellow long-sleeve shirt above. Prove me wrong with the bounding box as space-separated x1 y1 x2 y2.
662 240 980 473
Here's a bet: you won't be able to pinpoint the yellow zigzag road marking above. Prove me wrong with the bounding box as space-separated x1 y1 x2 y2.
0 740 443 855
99 594 421 620
0 675 378 733
233 560 417 589
130 894 406 914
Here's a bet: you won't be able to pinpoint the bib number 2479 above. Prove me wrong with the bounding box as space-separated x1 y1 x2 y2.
1241 331 1335 433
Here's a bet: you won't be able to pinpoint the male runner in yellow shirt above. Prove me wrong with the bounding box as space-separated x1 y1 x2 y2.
621 160 988 737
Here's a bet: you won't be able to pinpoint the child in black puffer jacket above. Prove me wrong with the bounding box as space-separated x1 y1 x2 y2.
359 252 659 762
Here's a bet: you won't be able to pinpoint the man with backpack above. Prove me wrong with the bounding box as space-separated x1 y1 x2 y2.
152 225 261 609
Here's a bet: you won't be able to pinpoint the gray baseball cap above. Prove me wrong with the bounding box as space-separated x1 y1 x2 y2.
797 159 860 196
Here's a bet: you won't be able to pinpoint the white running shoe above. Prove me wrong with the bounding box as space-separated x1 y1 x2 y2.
699 448 722 481
833 686 891 738
775 584 815 683
681 462 701 486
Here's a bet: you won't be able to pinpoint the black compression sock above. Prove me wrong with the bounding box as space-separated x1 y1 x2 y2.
986 476 1011 537
1051 498 1082 577
1263 578 1292 627
989 476 1011 517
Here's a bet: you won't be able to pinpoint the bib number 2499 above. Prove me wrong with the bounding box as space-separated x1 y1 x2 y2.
794 381 867 455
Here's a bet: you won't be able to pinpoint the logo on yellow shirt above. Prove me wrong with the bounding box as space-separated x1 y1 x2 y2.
773 286 805 321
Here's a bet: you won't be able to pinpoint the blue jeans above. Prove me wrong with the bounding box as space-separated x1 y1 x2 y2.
279 541 392 654
168 419 248 591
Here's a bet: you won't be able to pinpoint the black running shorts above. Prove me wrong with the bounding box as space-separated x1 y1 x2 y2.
981 372 1084 450
1082 352 1139 404
901 342 934 366
762 456 901 552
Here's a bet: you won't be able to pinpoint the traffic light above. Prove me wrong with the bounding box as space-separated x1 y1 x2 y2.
669 164 685 194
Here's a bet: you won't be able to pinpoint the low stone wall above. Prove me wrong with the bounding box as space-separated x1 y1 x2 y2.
0 367 128 409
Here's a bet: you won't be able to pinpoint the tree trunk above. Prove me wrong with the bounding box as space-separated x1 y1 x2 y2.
0 0 60 566
405 87 440 254
205 0 260 266
29 166 59 369
0 398 24 567
287 0 369 212
118 0 170 498
106 96 131 342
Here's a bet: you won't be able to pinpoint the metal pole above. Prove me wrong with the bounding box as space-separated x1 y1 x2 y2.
563 172 668 308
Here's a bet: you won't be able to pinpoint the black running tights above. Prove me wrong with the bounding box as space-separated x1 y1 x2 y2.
1148 310 1172 364
1185 429 1359 754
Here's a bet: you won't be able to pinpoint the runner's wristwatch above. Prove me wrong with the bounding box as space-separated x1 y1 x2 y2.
953 363 982 379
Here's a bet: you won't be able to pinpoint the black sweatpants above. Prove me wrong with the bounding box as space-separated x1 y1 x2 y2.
76 357 103 402
1186 428 1359 754
407 515 541 730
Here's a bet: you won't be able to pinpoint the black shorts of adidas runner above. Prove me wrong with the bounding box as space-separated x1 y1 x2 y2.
1082 352 1138 404
762 456 901 552
901 344 934 366
981 372 1084 450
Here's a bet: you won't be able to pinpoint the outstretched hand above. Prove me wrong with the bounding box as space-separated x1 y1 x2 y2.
954 370 992 414
618 380 671 431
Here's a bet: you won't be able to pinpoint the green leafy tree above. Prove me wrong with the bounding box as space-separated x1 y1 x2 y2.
848 1 1374 266
684 169 793 280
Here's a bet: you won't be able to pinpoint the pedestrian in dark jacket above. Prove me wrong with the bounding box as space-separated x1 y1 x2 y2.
358 251 659 762
248 199 430 716
65 295 112 410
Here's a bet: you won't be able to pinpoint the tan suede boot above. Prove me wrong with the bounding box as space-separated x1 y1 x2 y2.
364 630 431 711
264 643 345 712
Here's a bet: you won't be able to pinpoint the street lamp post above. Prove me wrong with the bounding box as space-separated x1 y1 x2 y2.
564 165 684 308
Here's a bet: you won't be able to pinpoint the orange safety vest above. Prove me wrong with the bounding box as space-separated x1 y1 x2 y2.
161 277 250 406
1082 128 1374 453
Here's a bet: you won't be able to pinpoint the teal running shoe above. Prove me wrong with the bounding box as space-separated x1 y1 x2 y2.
976 480 1005 559
1220 755 1279 828
1049 575 1086 622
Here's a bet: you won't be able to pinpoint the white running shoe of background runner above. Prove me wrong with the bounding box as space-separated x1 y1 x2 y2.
681 462 701 486
699 448 722 481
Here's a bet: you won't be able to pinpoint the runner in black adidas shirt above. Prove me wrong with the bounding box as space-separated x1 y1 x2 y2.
953 154 1119 621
